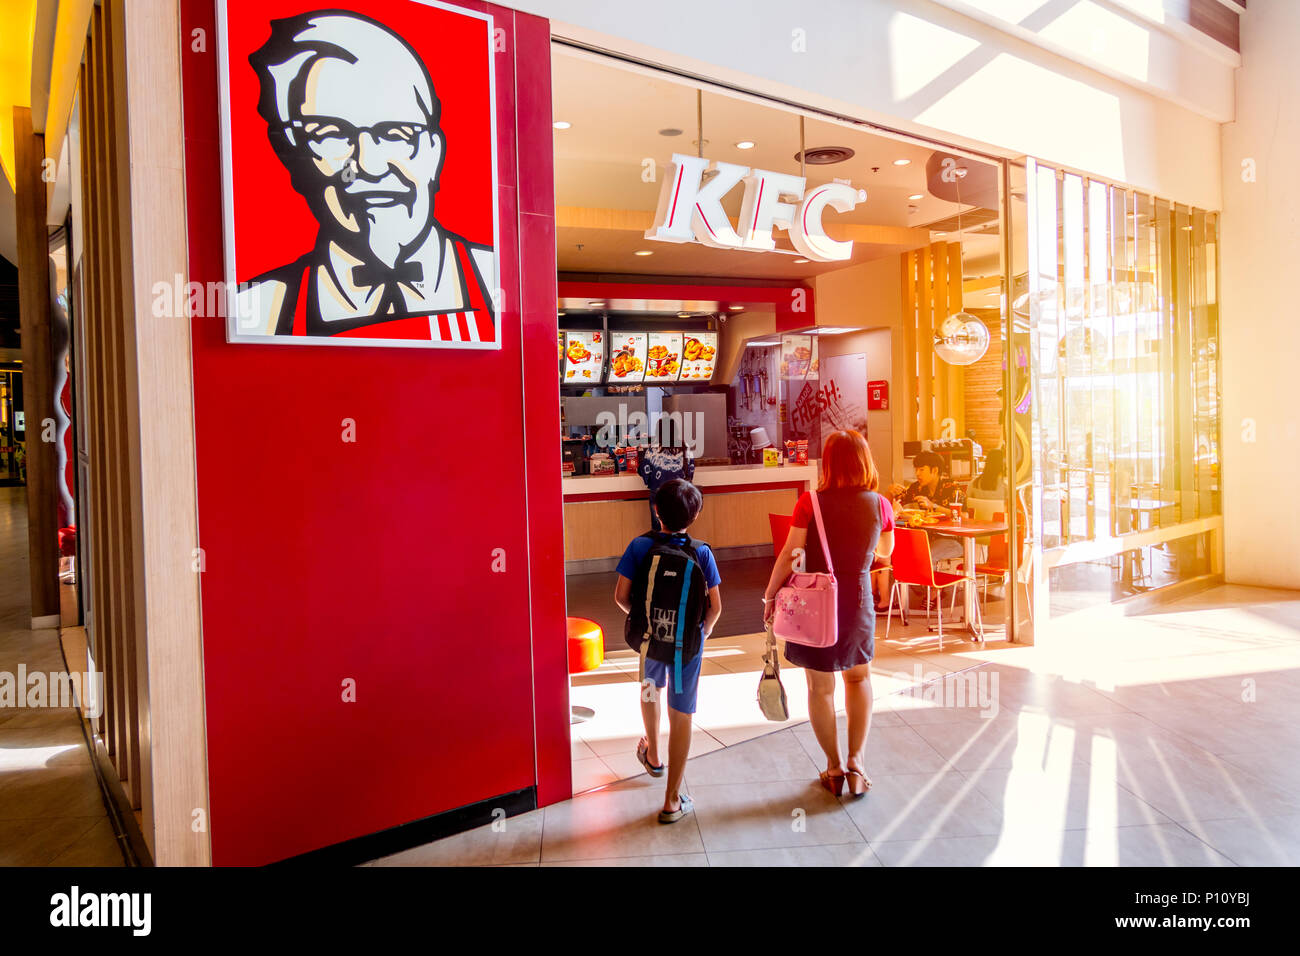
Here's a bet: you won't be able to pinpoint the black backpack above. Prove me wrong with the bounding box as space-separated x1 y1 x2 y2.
625 532 711 675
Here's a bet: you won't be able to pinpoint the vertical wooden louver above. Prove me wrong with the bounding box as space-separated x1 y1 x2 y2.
901 242 967 442
73 0 210 864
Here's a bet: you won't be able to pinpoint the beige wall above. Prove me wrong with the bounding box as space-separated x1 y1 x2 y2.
813 256 906 486
1219 3 1300 590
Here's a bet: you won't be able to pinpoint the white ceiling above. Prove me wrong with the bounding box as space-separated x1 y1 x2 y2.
552 50 1002 281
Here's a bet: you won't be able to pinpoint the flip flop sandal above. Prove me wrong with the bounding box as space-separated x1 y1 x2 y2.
657 794 694 824
636 738 665 777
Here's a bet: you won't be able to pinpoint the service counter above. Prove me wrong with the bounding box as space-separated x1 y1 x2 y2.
561 463 818 566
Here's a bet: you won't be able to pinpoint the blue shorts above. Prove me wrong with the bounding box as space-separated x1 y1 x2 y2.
643 649 703 715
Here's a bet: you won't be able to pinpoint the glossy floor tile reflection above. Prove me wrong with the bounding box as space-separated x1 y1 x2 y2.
0 487 123 867
369 584 1300 866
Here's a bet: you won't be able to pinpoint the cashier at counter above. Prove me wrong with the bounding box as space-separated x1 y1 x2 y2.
639 442 695 532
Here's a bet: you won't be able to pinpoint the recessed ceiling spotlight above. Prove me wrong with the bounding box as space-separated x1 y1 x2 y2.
553 121 571 130
794 146 855 165
893 158 910 166
908 193 924 201
634 250 654 256
728 304 744 310
677 312 691 318
659 128 683 136
735 140 756 149
794 258 811 264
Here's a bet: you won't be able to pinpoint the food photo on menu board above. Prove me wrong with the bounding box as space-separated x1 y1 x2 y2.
646 332 683 381
780 334 817 379
608 332 648 382
563 330 605 383
680 332 718 381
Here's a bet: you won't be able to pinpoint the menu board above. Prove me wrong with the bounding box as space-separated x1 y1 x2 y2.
645 332 683 382
562 330 605 384
780 334 817 380
607 332 648 383
680 332 718 381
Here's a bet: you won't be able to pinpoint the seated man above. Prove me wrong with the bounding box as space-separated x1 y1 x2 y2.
888 450 963 565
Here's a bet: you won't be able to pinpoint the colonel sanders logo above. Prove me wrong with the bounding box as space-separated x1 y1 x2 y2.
222 5 499 347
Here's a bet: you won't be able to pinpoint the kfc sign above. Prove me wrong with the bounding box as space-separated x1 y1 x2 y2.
217 1 500 349
646 153 864 262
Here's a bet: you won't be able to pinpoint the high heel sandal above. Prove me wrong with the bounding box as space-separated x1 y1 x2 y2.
819 769 846 796
844 768 871 796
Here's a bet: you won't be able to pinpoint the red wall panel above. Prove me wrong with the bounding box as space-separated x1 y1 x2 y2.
180 0 567 865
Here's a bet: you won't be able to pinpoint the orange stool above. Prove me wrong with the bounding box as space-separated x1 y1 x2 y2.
567 617 604 722
567 616 604 673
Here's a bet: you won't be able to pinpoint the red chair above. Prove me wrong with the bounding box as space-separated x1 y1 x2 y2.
768 513 793 556
959 512 1031 623
885 528 969 650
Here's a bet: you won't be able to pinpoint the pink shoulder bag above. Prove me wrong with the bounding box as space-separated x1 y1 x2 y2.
772 490 838 647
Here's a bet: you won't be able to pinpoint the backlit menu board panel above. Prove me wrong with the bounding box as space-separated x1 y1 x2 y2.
680 332 718 381
780 334 817 380
562 330 605 384
645 332 683 382
607 332 648 383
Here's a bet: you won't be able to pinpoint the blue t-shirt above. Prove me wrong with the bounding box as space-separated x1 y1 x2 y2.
617 533 722 591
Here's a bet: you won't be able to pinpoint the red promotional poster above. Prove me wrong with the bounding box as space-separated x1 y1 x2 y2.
868 379 890 409
217 0 500 348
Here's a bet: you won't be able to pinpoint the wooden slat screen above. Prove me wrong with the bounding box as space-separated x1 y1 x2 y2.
901 241 968 442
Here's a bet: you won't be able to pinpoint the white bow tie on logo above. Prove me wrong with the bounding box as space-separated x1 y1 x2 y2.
645 152 864 262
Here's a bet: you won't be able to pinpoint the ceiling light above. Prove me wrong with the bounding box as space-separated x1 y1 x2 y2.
587 300 605 308
908 193 924 201
728 304 744 310
735 141 755 150
934 232 947 237
677 312 691 318
553 121 571 130
794 146 855 165
794 258 810 264
747 339 779 348
634 250 654 256
893 158 910 166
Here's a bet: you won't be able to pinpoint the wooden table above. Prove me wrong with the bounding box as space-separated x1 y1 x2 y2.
918 518 1008 640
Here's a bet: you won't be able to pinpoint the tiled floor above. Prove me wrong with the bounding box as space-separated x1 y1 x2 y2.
567 581 1009 790
0 487 124 866
368 583 1300 866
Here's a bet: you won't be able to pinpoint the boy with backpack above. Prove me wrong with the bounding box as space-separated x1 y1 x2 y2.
614 479 722 823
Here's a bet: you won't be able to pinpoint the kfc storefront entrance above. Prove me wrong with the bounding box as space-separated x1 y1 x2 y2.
182 0 1024 863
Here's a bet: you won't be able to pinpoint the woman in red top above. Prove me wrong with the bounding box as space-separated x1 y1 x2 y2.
763 430 895 796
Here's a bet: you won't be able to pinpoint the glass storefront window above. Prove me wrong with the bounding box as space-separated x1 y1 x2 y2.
1024 160 1222 613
